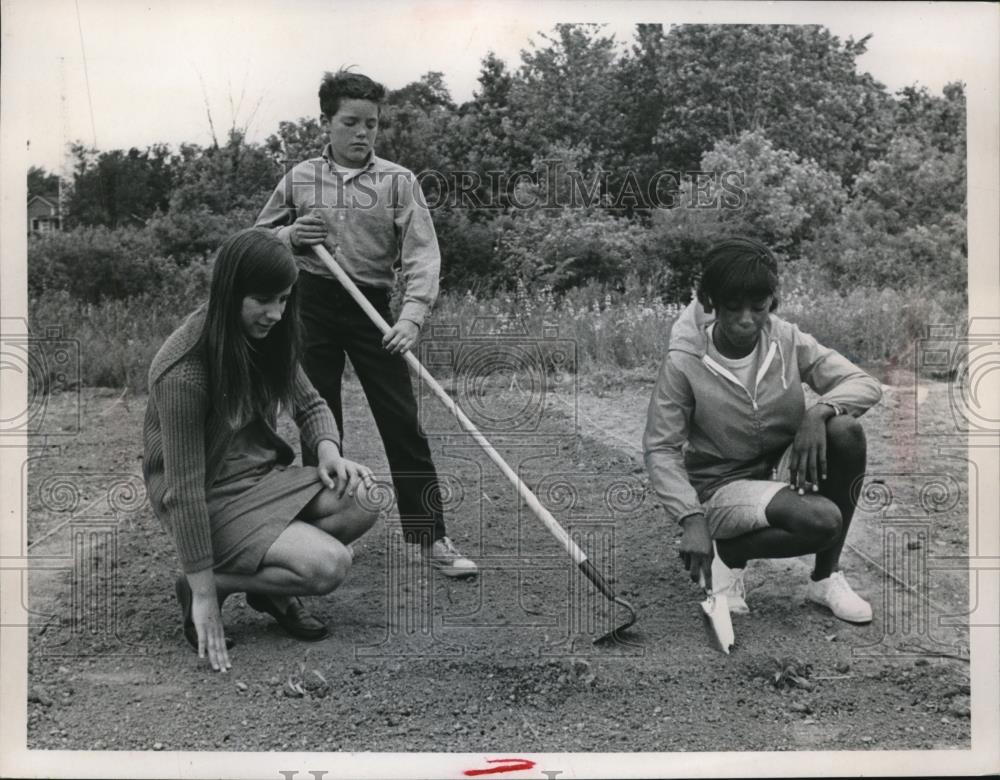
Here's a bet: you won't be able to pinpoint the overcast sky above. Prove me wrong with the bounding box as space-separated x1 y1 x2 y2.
4 0 996 174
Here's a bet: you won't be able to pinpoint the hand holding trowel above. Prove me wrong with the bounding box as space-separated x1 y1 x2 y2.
680 514 735 655
698 570 735 655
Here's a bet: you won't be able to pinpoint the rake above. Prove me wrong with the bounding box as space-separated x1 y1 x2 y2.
312 244 637 643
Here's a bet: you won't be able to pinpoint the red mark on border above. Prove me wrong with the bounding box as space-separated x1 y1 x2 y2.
463 758 536 777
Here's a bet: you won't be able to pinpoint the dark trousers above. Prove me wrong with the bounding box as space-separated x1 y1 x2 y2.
297 270 446 544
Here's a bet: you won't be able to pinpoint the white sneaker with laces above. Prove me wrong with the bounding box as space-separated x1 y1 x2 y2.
423 537 478 578
807 571 872 623
711 542 749 615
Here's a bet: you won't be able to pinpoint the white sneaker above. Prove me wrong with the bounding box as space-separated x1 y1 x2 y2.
711 542 749 615
807 571 872 624
423 537 478 579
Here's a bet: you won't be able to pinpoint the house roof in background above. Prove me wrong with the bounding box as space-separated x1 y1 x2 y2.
27 193 58 208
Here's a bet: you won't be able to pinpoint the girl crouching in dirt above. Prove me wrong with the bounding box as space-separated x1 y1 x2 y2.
644 237 882 625
143 228 379 672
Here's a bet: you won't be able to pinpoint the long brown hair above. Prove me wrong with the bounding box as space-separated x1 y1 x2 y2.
200 229 302 429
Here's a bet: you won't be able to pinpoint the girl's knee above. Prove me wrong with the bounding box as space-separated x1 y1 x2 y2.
805 500 842 545
309 544 352 594
351 482 380 529
826 414 866 454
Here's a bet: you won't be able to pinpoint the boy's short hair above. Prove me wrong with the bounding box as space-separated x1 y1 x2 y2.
319 69 386 118
696 237 780 313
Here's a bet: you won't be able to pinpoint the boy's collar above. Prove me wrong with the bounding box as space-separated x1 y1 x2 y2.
321 143 375 172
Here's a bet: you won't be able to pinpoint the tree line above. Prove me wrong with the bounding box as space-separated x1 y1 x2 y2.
28 23 966 303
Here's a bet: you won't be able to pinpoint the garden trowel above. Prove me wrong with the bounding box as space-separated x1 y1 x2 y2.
698 572 735 654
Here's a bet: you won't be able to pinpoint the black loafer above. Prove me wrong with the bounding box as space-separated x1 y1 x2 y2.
174 576 235 651
245 593 330 641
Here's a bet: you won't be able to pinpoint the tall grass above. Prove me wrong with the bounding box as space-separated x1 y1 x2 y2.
777 263 965 369
431 274 965 380
29 272 965 394
30 290 193 393
428 278 684 375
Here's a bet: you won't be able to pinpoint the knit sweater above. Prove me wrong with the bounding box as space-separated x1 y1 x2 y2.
142 306 340 573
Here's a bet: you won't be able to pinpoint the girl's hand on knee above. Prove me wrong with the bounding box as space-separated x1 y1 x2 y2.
791 407 831 491
317 441 374 498
317 441 348 496
340 459 375 497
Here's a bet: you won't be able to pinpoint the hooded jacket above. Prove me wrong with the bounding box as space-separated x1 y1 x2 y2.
643 300 882 524
142 306 341 573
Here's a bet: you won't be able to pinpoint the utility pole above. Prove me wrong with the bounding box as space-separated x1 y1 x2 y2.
58 55 68 230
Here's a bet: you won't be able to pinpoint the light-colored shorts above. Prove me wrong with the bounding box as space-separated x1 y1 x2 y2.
704 444 794 540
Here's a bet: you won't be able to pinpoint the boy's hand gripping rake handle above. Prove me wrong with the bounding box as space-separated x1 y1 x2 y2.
312 244 637 641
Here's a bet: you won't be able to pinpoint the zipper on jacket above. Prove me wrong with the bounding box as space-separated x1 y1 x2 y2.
703 340 777 405
753 341 778 400
702 354 758 408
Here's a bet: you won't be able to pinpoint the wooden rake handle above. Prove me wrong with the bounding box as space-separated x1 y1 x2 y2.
311 244 587 563
311 244 637 640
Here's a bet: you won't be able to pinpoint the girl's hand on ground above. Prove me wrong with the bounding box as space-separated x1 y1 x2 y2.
289 214 327 249
190 590 231 672
382 320 419 354
791 406 832 491
679 513 713 591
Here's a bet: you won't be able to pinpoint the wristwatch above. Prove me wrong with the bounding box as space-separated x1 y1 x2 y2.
818 401 845 416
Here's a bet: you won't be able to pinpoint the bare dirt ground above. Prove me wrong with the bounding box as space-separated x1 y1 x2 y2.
25 365 971 753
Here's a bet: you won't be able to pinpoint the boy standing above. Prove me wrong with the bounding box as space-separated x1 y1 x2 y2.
256 70 477 578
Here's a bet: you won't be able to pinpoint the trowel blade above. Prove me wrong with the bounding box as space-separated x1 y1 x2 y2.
700 593 735 654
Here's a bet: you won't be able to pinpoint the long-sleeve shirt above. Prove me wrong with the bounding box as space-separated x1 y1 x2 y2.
142 306 341 573
255 145 441 327
643 300 883 524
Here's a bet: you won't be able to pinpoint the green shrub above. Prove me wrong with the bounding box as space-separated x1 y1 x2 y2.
146 206 258 265
435 208 504 295
27 225 173 303
495 208 655 292
804 135 966 292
